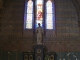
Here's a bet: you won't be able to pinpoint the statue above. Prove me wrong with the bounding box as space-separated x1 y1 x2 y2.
36 23 44 44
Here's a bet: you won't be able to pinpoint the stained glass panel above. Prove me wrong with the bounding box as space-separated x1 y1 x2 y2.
26 14 33 29
24 0 55 30
46 0 53 13
36 0 43 28
46 0 53 29
26 0 33 29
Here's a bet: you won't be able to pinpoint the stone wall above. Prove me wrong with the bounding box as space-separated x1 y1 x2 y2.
0 0 80 52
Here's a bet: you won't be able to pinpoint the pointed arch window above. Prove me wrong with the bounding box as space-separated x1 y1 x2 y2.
24 0 33 29
24 0 55 30
35 0 43 27
46 0 54 29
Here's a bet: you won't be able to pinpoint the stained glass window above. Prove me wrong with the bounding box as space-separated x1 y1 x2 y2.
35 0 43 28
26 0 33 29
46 0 54 29
24 0 55 30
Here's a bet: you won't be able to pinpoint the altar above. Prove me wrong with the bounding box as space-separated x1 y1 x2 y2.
23 44 54 60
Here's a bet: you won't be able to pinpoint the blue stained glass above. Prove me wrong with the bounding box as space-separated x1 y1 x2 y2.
24 0 55 30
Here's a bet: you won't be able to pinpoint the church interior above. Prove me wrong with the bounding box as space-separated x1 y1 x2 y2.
0 0 80 60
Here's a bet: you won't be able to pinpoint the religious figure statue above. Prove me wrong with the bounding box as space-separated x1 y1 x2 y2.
36 23 44 44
